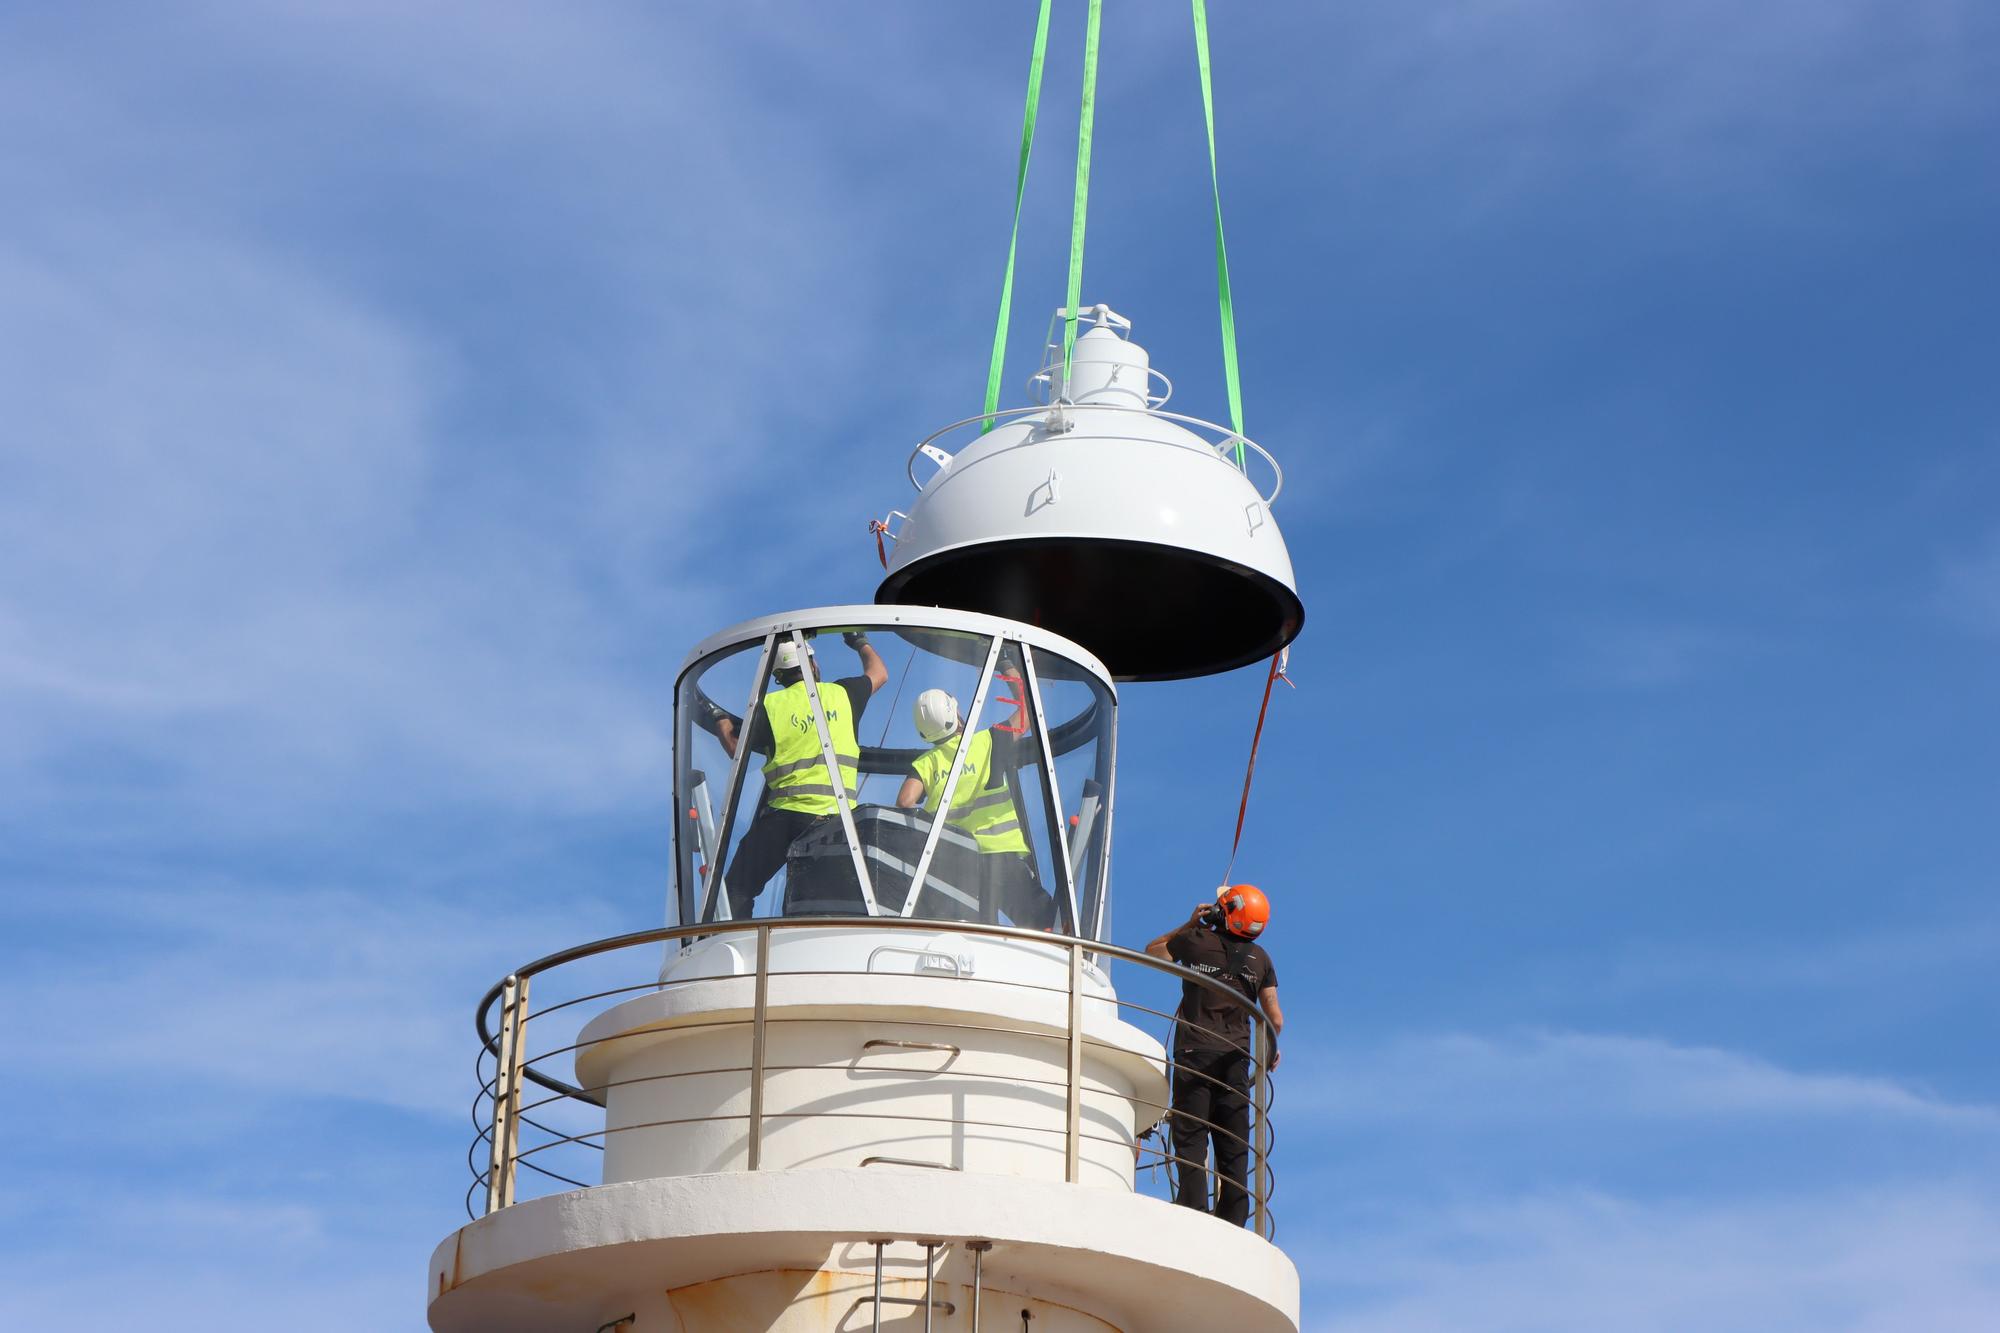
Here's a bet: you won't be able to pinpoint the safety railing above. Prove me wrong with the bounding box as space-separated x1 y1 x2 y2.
465 917 1279 1240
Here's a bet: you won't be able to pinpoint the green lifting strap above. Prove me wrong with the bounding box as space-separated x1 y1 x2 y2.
1061 0 1104 384
1191 0 1247 468
981 0 1055 432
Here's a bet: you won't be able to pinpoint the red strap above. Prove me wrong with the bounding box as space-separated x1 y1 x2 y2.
991 671 1028 734
1224 648 1292 882
868 519 891 570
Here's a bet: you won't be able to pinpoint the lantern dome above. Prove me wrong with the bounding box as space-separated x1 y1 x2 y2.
877 307 1302 681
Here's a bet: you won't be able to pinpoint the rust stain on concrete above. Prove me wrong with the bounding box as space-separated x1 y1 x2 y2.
436 1233 464 1296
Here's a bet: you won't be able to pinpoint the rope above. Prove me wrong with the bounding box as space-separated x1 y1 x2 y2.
873 643 917 751
1060 0 1104 386
1222 648 1293 884
982 0 1054 432
1191 0 1247 468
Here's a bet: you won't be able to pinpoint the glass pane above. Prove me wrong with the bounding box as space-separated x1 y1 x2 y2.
855 624 1022 925
673 619 1113 933
881 637 1064 931
675 635 777 924
698 630 900 922
1027 644 1116 940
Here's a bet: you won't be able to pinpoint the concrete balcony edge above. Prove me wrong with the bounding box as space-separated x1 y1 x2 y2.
429 1168 1298 1332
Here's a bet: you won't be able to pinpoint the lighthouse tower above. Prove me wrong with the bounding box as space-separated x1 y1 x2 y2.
425 313 1303 1331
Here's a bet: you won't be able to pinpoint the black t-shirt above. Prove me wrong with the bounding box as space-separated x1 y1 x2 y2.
739 674 875 756
1167 923 1277 1055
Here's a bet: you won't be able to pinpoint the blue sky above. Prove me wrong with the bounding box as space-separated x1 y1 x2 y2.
2 2 1996 1328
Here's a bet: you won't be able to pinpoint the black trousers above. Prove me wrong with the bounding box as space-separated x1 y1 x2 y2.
980 852 1058 929
1170 1045 1253 1226
722 806 820 920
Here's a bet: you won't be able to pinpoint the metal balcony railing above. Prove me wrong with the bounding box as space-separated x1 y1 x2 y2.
466 917 1279 1240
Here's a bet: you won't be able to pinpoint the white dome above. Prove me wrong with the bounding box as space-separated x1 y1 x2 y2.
878 311 1302 681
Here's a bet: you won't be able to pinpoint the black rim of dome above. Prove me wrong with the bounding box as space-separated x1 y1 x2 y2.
876 536 1304 682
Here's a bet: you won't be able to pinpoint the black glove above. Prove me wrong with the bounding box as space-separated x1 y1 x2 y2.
699 698 729 727
842 630 871 650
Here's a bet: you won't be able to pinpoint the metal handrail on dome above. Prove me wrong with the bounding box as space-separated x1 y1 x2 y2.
904 402 1284 506
1025 361 1175 410
467 916 1280 1241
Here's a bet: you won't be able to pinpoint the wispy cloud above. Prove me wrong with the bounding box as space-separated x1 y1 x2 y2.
1288 1028 2000 1129
5 875 621 1121
1571 619 1737 689
1601 917 2000 997
0 3 1015 835
1299 1181 2000 1333
1935 528 2000 639
1276 0 1993 218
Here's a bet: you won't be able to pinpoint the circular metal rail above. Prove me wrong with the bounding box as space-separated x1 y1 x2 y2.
466 917 1280 1240
904 403 1284 505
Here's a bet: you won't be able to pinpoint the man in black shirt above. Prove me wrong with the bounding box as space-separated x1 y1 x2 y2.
1144 885 1283 1227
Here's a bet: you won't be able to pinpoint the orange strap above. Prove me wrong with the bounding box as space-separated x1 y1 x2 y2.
1224 648 1292 883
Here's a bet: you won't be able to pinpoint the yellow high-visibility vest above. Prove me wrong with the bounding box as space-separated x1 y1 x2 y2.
912 729 1030 856
761 680 858 815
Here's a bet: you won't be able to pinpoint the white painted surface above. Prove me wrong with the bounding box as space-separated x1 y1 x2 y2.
1052 324 1153 408
639 1269 1119 1331
577 932 1165 1190
678 604 1114 694
882 327 1297 605
657 927 1116 999
428 1170 1300 1333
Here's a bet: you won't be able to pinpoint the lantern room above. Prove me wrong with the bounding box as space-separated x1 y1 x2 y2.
672 604 1116 945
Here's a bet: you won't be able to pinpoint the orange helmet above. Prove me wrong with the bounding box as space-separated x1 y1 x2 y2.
1216 884 1269 938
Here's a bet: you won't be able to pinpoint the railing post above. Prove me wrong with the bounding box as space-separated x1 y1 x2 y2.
748 924 771 1170
870 1238 890 1333
1065 941 1083 1184
968 1239 991 1332
1253 1020 1271 1239
922 1240 940 1333
485 973 529 1214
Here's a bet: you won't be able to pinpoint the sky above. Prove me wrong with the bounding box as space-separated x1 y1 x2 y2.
1 1 1996 1329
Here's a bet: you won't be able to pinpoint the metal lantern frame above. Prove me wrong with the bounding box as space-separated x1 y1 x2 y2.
672 604 1119 943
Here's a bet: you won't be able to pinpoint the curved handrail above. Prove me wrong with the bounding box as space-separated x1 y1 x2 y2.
475 917 1266 1089
905 402 1283 505
468 916 1280 1238
1026 363 1175 410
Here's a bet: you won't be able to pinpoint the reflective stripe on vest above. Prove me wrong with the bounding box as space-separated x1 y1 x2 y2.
761 680 859 815
912 729 1030 856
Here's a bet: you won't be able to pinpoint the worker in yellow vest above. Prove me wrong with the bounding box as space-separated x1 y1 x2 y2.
895 684 1058 929
715 631 886 919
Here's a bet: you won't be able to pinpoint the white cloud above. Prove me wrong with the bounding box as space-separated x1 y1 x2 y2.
1573 619 1734 689
1936 528 2000 639
1602 918 2000 997
1288 0 1991 214
1287 1028 1999 1129
6 878 622 1120
0 4 999 829
1300 1182 2000 1333
0 1181 416 1333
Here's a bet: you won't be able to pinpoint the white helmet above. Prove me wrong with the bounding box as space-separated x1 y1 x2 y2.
773 639 814 672
913 689 961 743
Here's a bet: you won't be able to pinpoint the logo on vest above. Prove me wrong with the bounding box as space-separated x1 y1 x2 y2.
788 707 840 734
